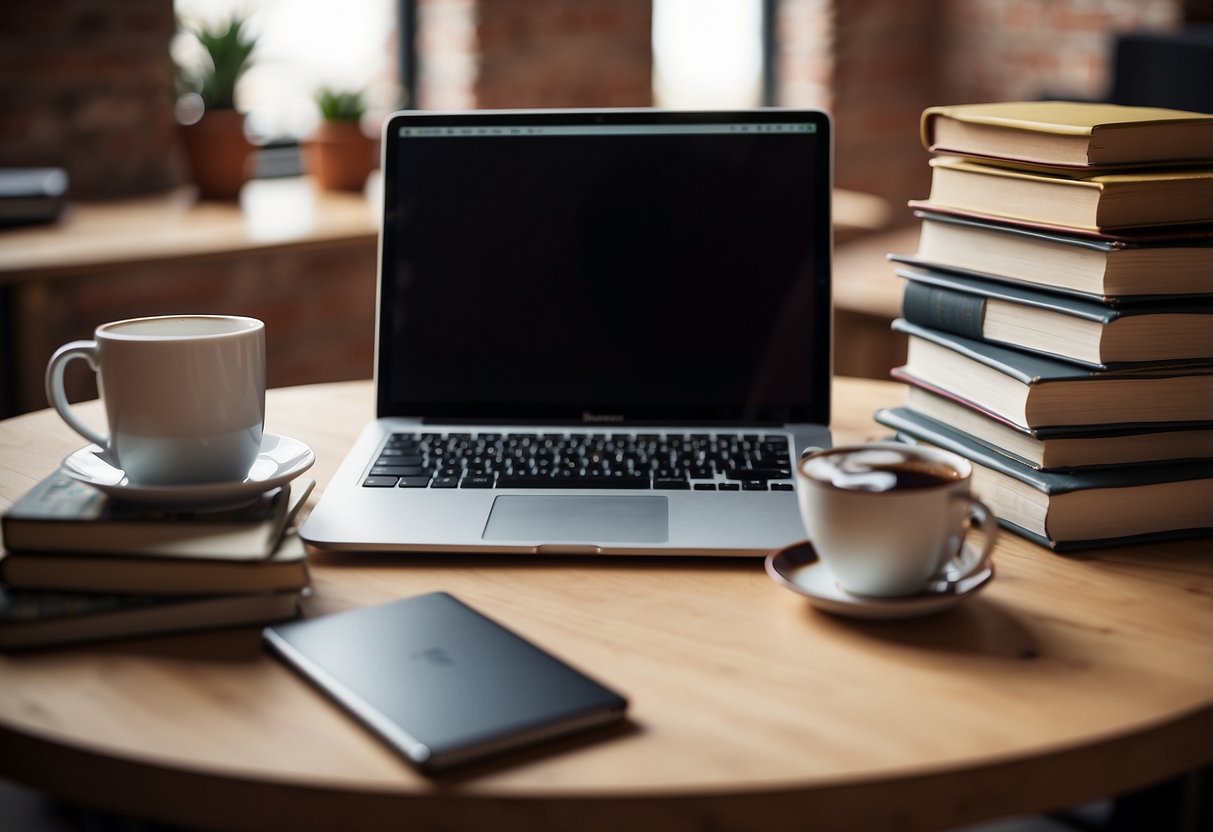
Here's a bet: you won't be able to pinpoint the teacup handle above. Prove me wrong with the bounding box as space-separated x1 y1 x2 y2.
45 340 109 449
937 494 998 587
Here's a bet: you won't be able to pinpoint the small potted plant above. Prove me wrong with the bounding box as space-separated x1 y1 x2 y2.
175 15 257 199
306 87 378 192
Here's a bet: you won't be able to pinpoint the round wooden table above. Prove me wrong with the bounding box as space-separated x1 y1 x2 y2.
1 379 1210 832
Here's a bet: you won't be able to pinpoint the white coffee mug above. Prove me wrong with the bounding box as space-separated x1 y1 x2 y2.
797 442 997 598
45 315 266 486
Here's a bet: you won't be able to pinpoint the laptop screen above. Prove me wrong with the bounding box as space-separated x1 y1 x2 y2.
376 109 832 425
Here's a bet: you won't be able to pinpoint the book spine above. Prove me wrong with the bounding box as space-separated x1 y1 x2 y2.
901 281 987 341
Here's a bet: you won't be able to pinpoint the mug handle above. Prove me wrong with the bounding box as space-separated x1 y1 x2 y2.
936 494 999 589
45 341 109 449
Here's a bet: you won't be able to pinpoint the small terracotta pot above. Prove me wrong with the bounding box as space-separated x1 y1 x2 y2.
306 121 379 191
179 110 256 200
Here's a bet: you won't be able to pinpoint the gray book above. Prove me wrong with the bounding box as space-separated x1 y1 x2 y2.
892 318 1213 429
898 266 1213 369
874 405 1213 550
0 586 302 651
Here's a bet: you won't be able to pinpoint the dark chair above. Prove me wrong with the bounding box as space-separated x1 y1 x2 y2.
1108 27 1213 113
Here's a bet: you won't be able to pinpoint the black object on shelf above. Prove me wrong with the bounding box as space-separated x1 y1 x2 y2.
0 168 68 228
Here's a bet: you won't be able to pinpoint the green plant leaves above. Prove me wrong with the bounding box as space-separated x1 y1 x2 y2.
179 15 256 112
315 87 367 123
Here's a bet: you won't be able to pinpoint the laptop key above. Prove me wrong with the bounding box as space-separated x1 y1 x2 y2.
724 467 792 480
397 476 432 488
461 475 495 488
371 466 426 477
742 480 768 491
431 475 460 488
654 479 690 490
363 476 399 487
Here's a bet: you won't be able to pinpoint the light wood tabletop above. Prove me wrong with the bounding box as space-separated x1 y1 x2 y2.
0 378 1210 832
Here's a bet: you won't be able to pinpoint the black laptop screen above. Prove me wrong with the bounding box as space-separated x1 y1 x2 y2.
377 110 832 425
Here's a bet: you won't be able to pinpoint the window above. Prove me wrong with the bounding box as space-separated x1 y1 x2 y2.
173 0 399 141
652 0 765 109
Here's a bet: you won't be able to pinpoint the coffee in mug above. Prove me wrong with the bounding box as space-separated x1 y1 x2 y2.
797 442 997 597
45 315 266 486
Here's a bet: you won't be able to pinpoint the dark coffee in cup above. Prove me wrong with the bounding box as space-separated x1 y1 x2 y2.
796 442 998 597
801 446 964 493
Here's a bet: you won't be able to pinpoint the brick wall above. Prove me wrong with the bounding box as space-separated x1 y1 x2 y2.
3 0 1195 410
776 0 834 111
0 0 182 198
416 0 652 108
775 0 1185 221
934 0 1185 220
3 0 1184 206
22 245 377 410
941 0 1182 103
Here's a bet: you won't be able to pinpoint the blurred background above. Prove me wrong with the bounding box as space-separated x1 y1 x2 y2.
0 0 1210 417
0 4 1211 828
4 0 1210 206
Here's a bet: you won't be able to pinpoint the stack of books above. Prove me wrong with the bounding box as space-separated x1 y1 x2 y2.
0 472 313 649
876 100 1213 550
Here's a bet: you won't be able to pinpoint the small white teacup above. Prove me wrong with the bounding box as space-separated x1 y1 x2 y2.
797 442 997 598
45 315 266 486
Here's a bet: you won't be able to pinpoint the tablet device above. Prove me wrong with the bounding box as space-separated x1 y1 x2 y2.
263 591 628 773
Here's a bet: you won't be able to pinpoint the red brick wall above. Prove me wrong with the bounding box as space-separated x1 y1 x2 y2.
4 0 1194 411
417 0 652 108
0 0 1188 203
775 0 1184 222
776 0 835 110
830 0 938 214
941 0 1182 103
0 0 182 198
24 244 377 409
776 0 938 218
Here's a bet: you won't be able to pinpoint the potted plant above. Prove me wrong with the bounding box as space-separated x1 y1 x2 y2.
175 15 257 200
306 87 378 192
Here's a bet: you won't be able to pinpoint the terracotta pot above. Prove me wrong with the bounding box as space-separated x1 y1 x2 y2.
306 121 379 191
179 110 255 200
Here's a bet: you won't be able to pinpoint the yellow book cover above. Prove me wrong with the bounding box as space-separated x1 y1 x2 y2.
921 101 1213 168
923 157 1213 232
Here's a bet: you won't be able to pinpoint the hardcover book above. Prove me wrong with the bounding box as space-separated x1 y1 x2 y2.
874 406 1213 550
0 585 302 651
922 156 1213 233
893 210 1213 300
920 101 1213 169
898 384 1213 471
897 267 1213 368
1 473 307 559
0 531 311 595
891 318 1213 430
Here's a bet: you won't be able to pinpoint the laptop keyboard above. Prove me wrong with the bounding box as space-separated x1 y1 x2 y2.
361 432 795 491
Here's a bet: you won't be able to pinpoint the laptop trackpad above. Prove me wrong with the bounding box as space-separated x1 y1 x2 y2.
482 495 669 543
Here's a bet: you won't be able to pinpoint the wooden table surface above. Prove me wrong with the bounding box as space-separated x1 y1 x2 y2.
0 378 1210 832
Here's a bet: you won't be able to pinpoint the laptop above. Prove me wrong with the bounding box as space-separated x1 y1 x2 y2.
300 108 834 556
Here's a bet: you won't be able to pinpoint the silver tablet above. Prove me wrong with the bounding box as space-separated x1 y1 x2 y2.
264 591 628 773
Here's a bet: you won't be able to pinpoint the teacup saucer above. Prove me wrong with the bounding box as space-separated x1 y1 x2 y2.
61 433 315 508
764 540 994 620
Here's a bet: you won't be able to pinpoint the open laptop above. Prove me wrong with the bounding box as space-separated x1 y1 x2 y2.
301 108 833 556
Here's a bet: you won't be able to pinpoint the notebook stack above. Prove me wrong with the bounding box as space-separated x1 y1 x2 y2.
876 100 1213 550
0 472 313 649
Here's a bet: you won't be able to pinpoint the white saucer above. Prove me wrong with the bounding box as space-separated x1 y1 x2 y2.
61 433 315 508
765 540 994 620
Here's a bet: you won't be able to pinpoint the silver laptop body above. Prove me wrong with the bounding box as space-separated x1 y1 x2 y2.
301 108 833 556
